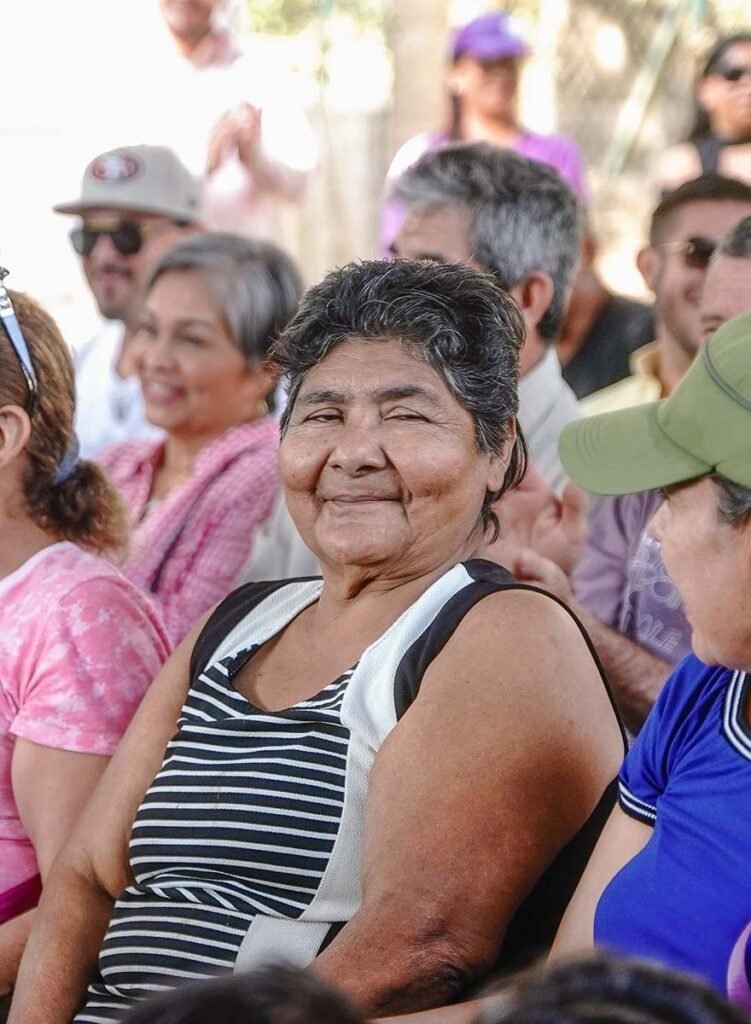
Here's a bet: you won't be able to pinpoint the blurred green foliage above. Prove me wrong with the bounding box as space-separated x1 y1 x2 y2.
244 0 386 35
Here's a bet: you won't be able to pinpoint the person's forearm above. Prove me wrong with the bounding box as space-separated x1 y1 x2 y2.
241 144 309 198
9 865 114 1024
572 603 672 733
0 912 34 997
311 907 491 1017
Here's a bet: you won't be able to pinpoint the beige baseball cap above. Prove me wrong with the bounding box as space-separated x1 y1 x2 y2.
54 144 202 223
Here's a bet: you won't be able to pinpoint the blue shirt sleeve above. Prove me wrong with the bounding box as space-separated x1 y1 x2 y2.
618 654 710 826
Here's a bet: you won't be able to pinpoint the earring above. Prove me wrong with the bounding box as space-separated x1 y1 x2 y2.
256 398 269 418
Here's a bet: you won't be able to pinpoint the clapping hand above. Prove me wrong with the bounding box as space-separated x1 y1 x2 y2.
206 103 263 175
482 465 588 579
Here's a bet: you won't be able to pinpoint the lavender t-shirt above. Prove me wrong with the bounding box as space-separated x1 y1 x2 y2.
381 128 587 252
572 491 691 665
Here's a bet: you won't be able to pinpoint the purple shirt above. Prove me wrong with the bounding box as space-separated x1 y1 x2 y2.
381 128 587 251
572 491 691 665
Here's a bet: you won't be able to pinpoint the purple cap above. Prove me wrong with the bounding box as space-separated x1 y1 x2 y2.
451 12 530 62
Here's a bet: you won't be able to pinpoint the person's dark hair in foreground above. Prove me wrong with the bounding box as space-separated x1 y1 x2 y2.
120 964 363 1024
479 954 751 1024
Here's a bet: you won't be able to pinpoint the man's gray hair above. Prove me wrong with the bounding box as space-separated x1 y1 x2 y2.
717 215 751 260
391 142 584 342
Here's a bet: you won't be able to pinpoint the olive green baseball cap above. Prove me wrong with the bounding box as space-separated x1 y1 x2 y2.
559 310 751 495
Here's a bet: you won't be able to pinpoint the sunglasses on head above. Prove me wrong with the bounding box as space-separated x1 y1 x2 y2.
716 64 751 84
0 267 38 413
657 236 717 269
69 220 150 257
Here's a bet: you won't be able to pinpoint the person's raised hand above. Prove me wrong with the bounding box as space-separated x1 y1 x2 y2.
512 547 574 604
481 466 589 577
235 103 263 165
206 104 262 175
527 479 589 576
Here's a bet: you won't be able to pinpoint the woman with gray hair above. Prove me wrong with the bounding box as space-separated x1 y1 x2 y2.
10 259 623 1024
100 232 303 644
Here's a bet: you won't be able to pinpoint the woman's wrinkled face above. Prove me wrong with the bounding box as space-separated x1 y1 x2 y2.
134 270 269 441
650 477 751 670
449 55 520 121
280 338 507 575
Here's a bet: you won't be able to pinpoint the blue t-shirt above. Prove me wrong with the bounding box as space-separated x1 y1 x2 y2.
595 654 751 999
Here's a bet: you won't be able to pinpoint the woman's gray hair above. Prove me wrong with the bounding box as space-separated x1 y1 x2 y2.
270 258 528 541
713 475 751 526
148 232 303 368
390 142 583 342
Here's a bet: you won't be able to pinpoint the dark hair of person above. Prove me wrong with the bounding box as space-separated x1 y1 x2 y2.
0 290 126 553
713 474 751 526
649 174 751 246
148 232 303 410
391 142 583 343
689 33 751 141
478 953 750 1024
448 91 464 142
717 215 751 259
271 258 528 542
119 963 363 1024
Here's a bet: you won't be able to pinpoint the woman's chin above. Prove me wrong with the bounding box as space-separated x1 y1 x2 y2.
319 544 393 569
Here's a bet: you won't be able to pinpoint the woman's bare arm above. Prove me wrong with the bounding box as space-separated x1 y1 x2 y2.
9 615 209 1024
312 590 624 1016
0 744 109 994
550 805 652 958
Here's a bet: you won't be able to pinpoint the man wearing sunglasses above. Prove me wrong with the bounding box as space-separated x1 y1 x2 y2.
516 207 751 736
54 144 202 458
583 173 751 416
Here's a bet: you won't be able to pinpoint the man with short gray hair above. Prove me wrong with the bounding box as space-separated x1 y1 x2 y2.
390 142 583 492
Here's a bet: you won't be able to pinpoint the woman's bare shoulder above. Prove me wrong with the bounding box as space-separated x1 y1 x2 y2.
452 585 587 652
432 586 617 726
656 143 702 191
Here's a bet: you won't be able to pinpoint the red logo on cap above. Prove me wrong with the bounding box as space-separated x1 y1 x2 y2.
90 153 141 182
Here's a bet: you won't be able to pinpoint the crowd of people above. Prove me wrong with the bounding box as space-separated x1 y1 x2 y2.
3 4 751 1024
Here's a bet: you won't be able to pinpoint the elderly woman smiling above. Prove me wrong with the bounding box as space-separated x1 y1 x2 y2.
10 260 623 1023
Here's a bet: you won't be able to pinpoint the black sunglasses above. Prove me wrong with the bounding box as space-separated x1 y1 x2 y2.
69 220 148 257
0 267 38 413
716 64 751 84
657 235 717 270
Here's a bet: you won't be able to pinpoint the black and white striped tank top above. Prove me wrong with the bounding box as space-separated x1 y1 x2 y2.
76 560 624 1022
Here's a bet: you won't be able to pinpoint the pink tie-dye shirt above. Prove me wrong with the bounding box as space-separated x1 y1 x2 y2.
0 543 171 903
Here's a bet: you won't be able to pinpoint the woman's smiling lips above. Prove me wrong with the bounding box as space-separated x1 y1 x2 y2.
321 493 401 509
141 379 185 404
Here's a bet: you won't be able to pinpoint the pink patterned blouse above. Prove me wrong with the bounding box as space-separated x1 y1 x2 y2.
100 418 280 645
0 542 171 918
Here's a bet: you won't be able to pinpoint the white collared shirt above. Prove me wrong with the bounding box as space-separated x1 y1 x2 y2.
518 347 580 495
73 321 163 460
